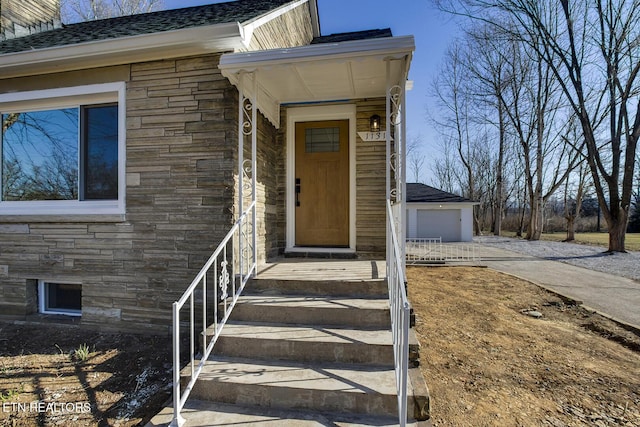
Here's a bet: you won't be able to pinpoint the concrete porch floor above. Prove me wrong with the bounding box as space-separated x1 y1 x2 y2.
257 259 387 281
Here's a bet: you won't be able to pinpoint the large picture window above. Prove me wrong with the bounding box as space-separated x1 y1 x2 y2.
0 83 125 215
2 105 118 201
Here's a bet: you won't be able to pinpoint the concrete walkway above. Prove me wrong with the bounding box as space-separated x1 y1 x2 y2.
476 244 640 329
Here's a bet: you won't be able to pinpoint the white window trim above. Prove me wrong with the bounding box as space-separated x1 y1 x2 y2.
38 280 82 317
0 82 126 216
285 104 357 252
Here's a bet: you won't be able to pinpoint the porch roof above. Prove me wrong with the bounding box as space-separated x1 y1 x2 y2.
218 35 415 127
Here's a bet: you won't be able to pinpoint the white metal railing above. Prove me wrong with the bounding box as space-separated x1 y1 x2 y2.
406 237 442 263
386 200 410 427
406 238 479 263
170 201 256 427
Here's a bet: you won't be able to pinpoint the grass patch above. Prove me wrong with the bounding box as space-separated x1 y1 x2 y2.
500 231 640 251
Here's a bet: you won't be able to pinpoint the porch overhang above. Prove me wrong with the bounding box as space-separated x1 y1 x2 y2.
218 35 415 127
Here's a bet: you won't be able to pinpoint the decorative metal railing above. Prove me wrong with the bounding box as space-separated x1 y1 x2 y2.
406 238 479 263
386 200 410 427
169 201 256 427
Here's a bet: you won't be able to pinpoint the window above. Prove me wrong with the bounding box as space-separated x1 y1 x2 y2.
305 127 340 153
38 280 82 316
0 83 125 215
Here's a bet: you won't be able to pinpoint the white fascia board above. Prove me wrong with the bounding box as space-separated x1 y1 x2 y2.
239 0 310 48
0 22 243 77
308 0 320 38
219 35 415 70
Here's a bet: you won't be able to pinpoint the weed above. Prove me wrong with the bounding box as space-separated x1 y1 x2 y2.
0 387 22 402
74 343 91 362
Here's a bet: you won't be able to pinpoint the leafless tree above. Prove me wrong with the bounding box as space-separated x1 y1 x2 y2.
407 135 427 183
432 41 488 234
464 24 512 235
564 162 590 241
434 0 640 252
61 0 164 22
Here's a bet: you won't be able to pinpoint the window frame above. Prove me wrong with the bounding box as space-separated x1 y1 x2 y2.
38 280 82 317
0 82 126 215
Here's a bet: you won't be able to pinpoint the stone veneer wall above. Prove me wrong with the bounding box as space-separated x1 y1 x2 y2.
355 99 388 258
1 0 59 38
0 54 269 333
243 1 313 51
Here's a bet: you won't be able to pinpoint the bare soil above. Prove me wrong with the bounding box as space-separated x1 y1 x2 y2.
2 267 639 426
0 323 172 427
408 266 640 427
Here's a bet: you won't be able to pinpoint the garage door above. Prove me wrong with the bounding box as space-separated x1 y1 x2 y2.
416 209 461 242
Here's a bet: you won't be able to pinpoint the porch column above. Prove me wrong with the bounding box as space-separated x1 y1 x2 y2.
385 57 408 264
237 70 258 276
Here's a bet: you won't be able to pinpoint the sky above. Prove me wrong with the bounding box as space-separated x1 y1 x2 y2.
163 0 460 182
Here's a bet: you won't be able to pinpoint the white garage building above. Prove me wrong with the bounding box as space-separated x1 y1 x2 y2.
406 183 477 242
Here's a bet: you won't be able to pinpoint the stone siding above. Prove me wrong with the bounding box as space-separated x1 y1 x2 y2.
0 54 242 332
1 0 59 38
244 2 313 51
355 99 387 258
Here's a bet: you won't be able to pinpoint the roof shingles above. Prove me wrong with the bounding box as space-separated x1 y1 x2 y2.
0 0 295 54
311 28 392 44
406 183 475 203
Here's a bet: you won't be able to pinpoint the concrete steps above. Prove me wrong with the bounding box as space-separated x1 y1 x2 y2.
189 356 400 417
229 295 391 328
246 278 388 298
213 321 397 365
149 276 430 426
149 400 426 426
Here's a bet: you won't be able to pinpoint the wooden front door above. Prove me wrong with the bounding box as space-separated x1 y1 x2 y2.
295 120 349 247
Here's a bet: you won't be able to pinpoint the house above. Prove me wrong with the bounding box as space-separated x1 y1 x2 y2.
406 182 476 242
0 0 414 333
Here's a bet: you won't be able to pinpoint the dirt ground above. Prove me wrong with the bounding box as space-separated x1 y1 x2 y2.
0 324 172 427
408 266 640 427
2 267 639 426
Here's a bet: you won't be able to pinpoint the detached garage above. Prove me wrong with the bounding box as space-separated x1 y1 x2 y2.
406 183 477 242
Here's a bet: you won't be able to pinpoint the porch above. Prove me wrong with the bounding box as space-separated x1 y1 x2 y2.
161 32 420 426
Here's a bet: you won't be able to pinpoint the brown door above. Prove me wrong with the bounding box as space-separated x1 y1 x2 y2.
295 120 349 247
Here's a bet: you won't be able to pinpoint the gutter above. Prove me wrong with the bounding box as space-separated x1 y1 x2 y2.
219 35 415 70
0 22 244 78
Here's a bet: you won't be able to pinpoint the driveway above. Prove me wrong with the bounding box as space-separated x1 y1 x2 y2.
475 243 640 330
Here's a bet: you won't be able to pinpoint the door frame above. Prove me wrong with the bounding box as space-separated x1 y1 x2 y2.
286 104 356 253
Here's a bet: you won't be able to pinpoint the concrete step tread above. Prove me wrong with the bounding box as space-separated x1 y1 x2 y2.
217 321 393 345
147 399 426 426
234 295 389 310
247 278 388 298
191 356 397 395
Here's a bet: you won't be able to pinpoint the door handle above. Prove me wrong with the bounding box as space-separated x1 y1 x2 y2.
295 178 301 207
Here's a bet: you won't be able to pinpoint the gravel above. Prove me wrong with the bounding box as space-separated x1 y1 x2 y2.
474 235 640 281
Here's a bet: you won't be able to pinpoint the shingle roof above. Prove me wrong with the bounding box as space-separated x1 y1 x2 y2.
406 183 475 203
0 0 295 54
311 28 392 44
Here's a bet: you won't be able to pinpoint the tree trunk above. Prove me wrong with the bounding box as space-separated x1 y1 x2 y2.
473 205 482 236
527 193 544 240
494 102 505 236
565 217 575 241
607 208 629 252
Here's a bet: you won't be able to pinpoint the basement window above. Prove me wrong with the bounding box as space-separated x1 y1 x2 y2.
38 280 82 316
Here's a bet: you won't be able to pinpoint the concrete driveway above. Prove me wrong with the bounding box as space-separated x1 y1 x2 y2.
476 244 640 330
